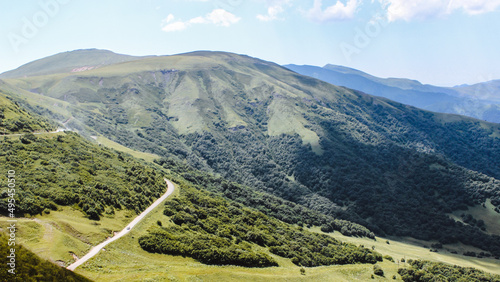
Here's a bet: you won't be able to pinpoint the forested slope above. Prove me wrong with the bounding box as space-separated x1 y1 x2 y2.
0 94 383 271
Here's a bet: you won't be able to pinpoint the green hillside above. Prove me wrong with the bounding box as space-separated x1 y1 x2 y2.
2 49 500 262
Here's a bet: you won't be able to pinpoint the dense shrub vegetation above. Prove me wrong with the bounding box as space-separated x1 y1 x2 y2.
139 179 382 267
398 259 500 282
0 233 91 282
139 225 278 267
0 132 166 218
0 93 55 134
155 157 374 238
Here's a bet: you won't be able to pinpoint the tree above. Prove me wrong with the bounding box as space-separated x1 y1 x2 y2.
300 267 306 275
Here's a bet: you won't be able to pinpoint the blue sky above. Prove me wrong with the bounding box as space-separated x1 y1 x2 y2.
1 0 499 86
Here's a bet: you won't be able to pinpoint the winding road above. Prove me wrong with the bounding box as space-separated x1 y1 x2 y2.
67 178 175 271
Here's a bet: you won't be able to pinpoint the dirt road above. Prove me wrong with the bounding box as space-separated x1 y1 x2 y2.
66 178 175 271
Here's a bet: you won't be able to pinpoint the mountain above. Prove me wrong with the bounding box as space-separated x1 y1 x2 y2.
0 49 143 79
285 64 500 123
2 49 500 259
454 80 500 103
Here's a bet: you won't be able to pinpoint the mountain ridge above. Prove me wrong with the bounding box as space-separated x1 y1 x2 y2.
286 64 500 123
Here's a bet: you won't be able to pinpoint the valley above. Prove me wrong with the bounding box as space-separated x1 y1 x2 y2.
1 50 500 281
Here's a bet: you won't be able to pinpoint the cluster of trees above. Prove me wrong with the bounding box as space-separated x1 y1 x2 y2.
397 259 500 282
139 179 382 267
139 226 278 267
0 233 91 282
0 131 166 218
155 157 374 238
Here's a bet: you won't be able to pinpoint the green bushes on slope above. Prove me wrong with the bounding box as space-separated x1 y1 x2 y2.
139 180 382 267
398 259 500 282
0 94 55 134
155 157 375 238
0 132 165 218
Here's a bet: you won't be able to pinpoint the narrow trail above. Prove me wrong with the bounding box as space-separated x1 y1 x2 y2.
1 128 67 137
66 178 175 271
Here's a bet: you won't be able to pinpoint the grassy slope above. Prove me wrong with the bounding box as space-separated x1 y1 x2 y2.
94 135 159 162
0 233 91 282
319 230 500 276
448 199 500 236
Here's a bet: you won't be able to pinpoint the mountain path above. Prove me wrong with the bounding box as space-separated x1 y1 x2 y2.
66 178 175 271
1 128 67 137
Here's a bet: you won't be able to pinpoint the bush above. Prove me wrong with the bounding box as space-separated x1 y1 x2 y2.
383 255 394 262
373 265 384 277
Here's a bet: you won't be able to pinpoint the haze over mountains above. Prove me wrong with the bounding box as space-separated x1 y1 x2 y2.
286 64 500 124
1 49 500 280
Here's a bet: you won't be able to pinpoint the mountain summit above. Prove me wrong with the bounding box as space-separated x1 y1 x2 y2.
0 49 143 79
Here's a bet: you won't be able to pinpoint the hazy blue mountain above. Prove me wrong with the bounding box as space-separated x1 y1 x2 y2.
285 64 500 123
454 80 500 103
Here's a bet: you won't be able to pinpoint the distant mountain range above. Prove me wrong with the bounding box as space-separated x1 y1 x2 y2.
1 49 500 262
285 64 500 123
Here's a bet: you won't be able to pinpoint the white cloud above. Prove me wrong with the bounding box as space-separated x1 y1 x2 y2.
380 0 500 22
161 9 241 32
205 9 241 26
165 14 175 23
257 0 291 21
307 0 359 22
189 16 207 24
257 5 285 21
450 0 500 15
162 21 188 32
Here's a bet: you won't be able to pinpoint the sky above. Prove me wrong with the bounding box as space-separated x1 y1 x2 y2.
1 0 500 86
